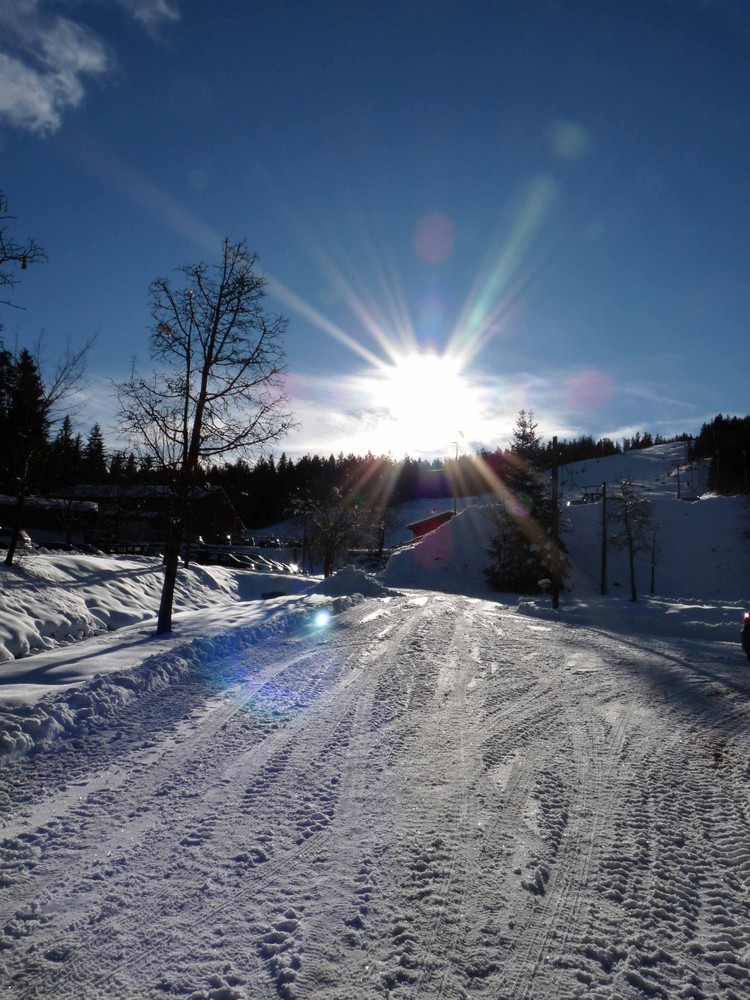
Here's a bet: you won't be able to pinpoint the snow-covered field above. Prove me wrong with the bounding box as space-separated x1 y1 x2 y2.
1 443 749 998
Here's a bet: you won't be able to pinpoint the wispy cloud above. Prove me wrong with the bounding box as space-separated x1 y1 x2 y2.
114 0 179 37
0 0 180 134
277 368 548 462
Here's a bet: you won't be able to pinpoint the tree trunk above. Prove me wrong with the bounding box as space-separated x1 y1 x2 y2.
650 534 656 595
4 495 27 567
627 540 638 602
183 494 193 568
157 520 182 634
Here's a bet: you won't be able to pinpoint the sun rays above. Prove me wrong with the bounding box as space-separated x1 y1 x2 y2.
265 167 620 471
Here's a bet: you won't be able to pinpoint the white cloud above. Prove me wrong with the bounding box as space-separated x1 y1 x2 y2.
114 0 180 36
0 51 72 133
0 0 180 134
0 3 110 133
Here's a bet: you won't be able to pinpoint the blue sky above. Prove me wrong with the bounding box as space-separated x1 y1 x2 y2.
1 0 749 462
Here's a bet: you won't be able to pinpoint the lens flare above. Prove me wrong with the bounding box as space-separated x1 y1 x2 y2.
449 174 557 360
412 212 455 265
313 608 331 628
564 369 613 412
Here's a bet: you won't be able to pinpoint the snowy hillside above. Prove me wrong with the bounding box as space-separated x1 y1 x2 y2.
384 441 750 610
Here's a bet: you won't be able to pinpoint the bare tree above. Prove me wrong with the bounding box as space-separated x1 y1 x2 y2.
0 192 46 313
608 479 653 602
116 239 295 633
367 506 402 570
308 488 364 578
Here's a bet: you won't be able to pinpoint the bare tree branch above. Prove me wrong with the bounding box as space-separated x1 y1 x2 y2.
32 331 96 418
0 192 47 311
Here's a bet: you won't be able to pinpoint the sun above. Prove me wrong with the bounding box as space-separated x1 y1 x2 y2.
374 351 481 456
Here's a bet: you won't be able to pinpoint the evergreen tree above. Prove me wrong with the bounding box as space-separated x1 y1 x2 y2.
82 424 108 484
1 348 51 564
50 416 88 543
3 348 50 493
510 409 543 466
108 451 126 480
49 414 82 488
125 453 139 481
0 344 13 450
694 413 750 494
140 454 156 482
0 336 90 562
484 471 565 594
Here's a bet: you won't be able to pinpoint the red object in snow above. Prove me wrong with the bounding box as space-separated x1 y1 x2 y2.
741 612 750 661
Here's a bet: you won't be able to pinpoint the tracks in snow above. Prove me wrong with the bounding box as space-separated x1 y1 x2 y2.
2 593 750 999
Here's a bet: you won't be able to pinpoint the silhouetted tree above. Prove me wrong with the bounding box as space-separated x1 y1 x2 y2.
1 338 91 563
117 239 295 633
694 414 750 494
82 423 108 484
485 471 565 594
608 479 653 602
308 487 364 577
50 415 82 484
511 409 543 465
1 349 48 564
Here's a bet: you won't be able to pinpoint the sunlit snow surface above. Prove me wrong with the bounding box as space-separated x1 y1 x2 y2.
1 443 749 998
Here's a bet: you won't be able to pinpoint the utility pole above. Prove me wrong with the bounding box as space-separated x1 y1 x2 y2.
451 440 459 515
600 481 607 595
551 436 560 610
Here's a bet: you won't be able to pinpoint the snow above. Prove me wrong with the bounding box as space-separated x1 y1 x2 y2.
308 564 399 599
1 442 749 998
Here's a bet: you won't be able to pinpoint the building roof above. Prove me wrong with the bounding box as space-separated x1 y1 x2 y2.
406 510 455 537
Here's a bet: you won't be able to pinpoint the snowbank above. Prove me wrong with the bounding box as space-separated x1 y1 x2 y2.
310 564 400 598
0 553 314 663
0 592 362 757
0 554 239 661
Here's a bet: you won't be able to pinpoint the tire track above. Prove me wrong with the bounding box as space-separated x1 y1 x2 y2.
4 594 750 999
1 616 385 998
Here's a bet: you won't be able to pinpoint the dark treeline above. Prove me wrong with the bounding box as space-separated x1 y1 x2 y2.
208 452 440 528
0 346 103 498
0 346 173 498
3 344 747 531
541 430 691 466
693 414 750 494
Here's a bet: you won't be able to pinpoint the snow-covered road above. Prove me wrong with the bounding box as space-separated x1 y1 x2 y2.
2 592 750 999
